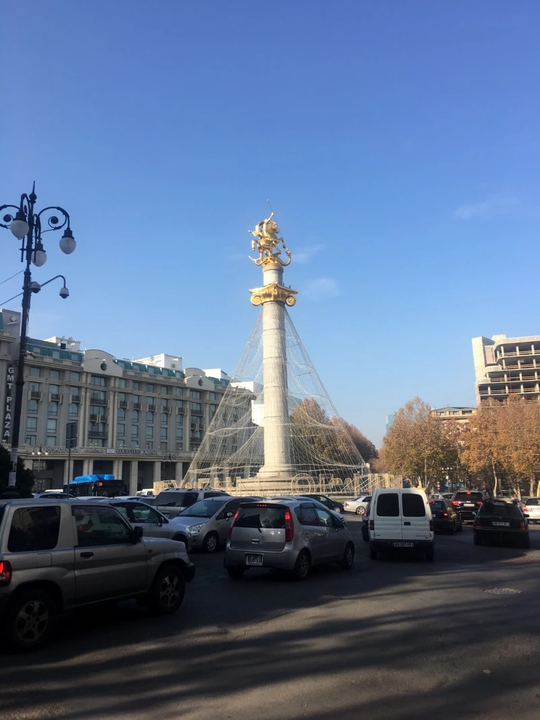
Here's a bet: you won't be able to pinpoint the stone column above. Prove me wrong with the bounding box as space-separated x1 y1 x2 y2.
129 460 138 494
82 458 91 475
112 459 122 480
153 460 161 491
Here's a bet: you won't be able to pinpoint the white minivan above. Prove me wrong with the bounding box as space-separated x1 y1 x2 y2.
369 488 434 561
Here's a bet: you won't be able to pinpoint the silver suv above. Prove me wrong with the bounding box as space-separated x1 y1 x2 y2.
224 500 355 580
96 499 193 548
0 499 195 651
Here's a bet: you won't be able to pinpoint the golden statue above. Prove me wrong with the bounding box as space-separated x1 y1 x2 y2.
249 212 291 266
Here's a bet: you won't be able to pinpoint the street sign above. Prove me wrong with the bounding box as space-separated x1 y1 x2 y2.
66 421 78 449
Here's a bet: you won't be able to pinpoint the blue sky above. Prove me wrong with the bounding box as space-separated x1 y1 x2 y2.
2 1 539 446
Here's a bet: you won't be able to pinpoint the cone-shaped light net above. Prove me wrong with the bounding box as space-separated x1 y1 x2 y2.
185 308 368 489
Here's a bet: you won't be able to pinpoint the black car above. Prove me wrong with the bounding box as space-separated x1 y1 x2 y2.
473 500 530 548
429 499 462 534
451 490 485 521
362 500 371 542
300 494 345 513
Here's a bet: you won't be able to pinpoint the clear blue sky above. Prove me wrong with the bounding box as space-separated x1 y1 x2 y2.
2 1 539 446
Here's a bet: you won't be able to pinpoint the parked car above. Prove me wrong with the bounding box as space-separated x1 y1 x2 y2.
451 490 485 521
0 499 195 651
173 496 259 552
98 499 194 549
34 492 72 499
369 488 434 561
299 494 344 513
429 499 462 534
224 499 355 580
343 495 371 515
473 500 530 548
271 496 345 521
106 495 157 507
522 498 540 524
362 501 371 542
155 489 230 518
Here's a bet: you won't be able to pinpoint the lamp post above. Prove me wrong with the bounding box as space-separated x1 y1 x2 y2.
1 183 76 498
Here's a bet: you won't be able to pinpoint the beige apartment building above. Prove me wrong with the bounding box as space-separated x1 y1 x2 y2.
0 308 229 492
431 406 476 424
472 334 540 405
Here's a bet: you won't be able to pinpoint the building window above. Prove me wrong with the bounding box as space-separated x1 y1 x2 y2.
132 395 140 405
161 427 168 440
160 441 168 451
176 441 183 451
132 381 139 391
26 435 36 446
27 400 38 414
210 404 217 418
89 405 106 417
132 410 140 422
49 385 59 396
160 386 168 395
117 423 125 438
88 438 106 447
48 402 58 416
145 440 153 450
70 386 80 398
146 412 154 424
191 402 202 412
45 436 57 447
70 371 81 381
146 383 154 393
119 392 127 402
145 426 154 439
176 427 183 439
161 413 168 425
47 419 57 433
161 398 168 408
118 378 127 388
176 414 183 426
117 439 126 448
49 370 60 380
29 367 41 377
69 403 78 418
118 408 126 421
27 418 38 432
91 375 107 387
29 382 41 393
131 425 139 440
176 400 184 411
209 392 219 401
174 387 184 396
190 390 201 399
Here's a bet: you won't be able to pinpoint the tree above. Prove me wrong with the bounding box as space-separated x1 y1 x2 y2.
331 417 378 464
0 445 35 497
501 397 540 497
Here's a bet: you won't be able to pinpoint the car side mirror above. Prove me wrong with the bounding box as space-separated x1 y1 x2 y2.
225 511 234 519
132 526 143 543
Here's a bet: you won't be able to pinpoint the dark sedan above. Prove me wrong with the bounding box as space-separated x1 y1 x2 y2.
300 494 345 513
451 490 485 521
429 499 462 534
473 500 530 548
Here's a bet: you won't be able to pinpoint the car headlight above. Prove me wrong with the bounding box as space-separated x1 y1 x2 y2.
188 523 206 536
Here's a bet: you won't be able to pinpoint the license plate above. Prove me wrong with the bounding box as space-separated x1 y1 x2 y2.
464 503 474 507
245 554 263 566
492 521 510 527
393 542 414 548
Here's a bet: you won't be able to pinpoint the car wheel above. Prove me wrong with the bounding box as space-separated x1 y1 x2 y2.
148 565 186 615
473 532 482 546
293 550 311 580
172 533 188 546
337 504 344 513
340 543 355 570
5 589 57 651
355 507 364 515
425 548 434 562
448 521 455 535
362 528 369 543
521 536 531 550
369 545 378 560
203 532 219 553
227 566 246 580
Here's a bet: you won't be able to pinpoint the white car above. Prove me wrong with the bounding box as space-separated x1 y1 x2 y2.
523 498 540 523
343 495 371 515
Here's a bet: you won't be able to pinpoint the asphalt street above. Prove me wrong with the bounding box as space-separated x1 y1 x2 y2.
2 516 540 720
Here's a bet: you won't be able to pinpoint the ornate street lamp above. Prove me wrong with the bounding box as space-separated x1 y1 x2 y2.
0 183 76 498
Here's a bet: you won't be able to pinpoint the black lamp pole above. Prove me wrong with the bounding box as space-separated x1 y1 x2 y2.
1 183 76 498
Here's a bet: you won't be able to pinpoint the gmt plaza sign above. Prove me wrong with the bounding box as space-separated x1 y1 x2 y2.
3 365 14 443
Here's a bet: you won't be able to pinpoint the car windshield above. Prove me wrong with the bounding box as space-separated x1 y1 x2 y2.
480 502 522 518
179 499 228 518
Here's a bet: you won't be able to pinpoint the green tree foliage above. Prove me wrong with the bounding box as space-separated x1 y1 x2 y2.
0 444 35 497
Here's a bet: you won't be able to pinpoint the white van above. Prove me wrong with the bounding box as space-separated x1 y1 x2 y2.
369 488 434 561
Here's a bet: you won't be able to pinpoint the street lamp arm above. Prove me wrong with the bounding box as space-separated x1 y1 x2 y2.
39 274 67 290
0 204 23 229
36 206 71 234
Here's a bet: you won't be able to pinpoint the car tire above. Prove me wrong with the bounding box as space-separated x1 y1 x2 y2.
148 565 186 615
5 589 57 652
520 536 531 550
355 507 364 515
369 545 378 560
448 521 455 535
425 548 434 562
203 532 219 553
337 504 344 513
227 566 246 580
340 543 355 570
362 528 369 543
293 550 311 581
473 532 482 546
172 533 188 546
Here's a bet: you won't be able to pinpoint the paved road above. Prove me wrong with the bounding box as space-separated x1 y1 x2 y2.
2 517 540 720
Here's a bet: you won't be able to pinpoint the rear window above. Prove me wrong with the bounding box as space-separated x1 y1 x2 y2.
8 506 61 552
526 498 539 506
454 492 483 502
296 506 319 526
479 502 522 518
430 501 446 511
402 494 426 517
376 493 399 517
156 491 198 507
235 506 286 529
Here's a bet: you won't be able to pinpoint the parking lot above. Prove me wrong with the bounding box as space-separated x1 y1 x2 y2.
2 515 540 720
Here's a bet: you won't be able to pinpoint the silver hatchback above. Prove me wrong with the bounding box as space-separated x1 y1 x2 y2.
224 500 355 580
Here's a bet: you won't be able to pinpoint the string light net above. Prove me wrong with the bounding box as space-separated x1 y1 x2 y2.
185 309 368 491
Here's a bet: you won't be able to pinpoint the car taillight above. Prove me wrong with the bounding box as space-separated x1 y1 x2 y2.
429 519 434 531
227 510 240 540
363 512 368 518
443 512 448 517
452 501 460 505
520 520 527 531
523 506 529 512
284 509 294 542
369 519 374 530
0 560 12 587
476 501 483 505
473 518 481 528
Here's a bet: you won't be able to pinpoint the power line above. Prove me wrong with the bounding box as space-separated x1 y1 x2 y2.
0 270 22 287
0 292 23 306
